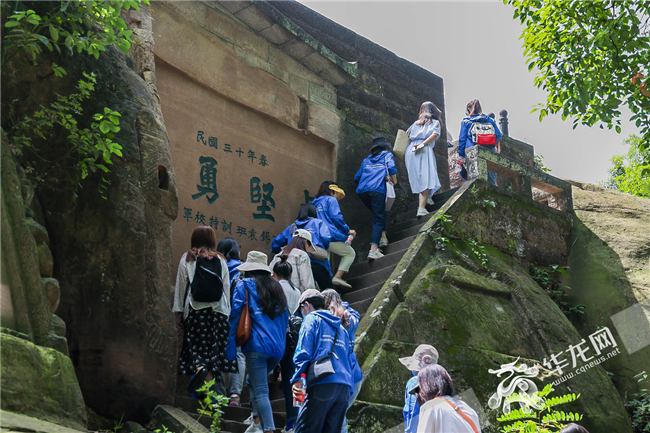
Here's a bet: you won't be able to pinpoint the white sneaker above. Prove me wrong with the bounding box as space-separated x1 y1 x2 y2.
416 207 429 217
245 423 263 433
332 277 352 289
244 414 254 425
427 196 435 206
368 249 384 260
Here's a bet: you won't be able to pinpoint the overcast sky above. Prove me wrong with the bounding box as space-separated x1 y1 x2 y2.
299 1 641 185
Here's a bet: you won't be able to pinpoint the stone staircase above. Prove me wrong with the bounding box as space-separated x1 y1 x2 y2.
172 187 459 433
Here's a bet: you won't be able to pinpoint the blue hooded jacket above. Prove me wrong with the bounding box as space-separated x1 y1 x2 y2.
343 302 363 384
354 150 397 195
226 278 289 361
291 310 354 390
226 258 241 286
458 114 503 158
312 195 350 243
270 217 332 275
404 374 420 433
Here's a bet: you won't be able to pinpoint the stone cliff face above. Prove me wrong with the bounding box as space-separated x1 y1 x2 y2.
566 181 650 397
1 5 179 421
349 180 631 433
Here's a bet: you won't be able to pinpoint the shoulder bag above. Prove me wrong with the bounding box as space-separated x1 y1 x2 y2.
393 129 410 162
436 397 479 433
306 326 339 386
235 284 251 346
384 154 396 211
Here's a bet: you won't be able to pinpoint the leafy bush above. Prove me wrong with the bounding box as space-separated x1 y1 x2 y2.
626 371 650 432
530 264 585 320
497 384 584 432
10 73 123 199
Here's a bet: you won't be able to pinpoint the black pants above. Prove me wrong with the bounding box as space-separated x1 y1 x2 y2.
295 383 350 433
358 191 387 246
311 262 333 291
280 351 299 423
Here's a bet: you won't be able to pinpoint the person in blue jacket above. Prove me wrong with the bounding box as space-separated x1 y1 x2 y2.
291 290 354 433
322 290 362 433
457 99 503 186
217 237 245 406
312 181 356 290
271 204 334 291
227 251 289 433
354 136 397 260
398 344 440 433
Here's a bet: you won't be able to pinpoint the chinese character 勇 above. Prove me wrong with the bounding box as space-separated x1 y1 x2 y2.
191 156 219 204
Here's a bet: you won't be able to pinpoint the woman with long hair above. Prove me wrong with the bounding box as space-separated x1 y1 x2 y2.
217 237 245 406
226 251 289 433
354 136 397 260
172 225 237 397
271 204 334 291
322 290 362 433
311 181 357 290
457 99 502 186
406 101 443 217
269 230 316 293
415 364 481 432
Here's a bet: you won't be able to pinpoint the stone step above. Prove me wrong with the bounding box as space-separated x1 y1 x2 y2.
389 213 434 234
186 404 286 433
346 264 397 293
343 281 384 305
380 235 417 256
349 296 376 316
388 223 427 243
345 247 409 280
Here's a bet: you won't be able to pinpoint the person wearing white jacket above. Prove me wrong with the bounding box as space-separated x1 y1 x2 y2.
269 229 317 292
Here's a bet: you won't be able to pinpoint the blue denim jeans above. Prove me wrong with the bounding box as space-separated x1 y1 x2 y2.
246 351 280 432
358 191 387 246
295 383 350 433
341 380 362 433
483 145 498 186
226 348 246 395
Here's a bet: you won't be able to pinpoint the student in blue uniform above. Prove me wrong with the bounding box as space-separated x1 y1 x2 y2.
271 204 333 291
354 136 397 260
226 251 289 433
311 181 356 290
291 289 355 433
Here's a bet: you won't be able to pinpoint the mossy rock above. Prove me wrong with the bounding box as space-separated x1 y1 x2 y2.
0 332 86 430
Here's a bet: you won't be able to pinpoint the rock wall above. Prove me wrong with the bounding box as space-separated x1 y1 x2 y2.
350 179 630 432
1 7 179 420
565 181 650 396
1 133 86 429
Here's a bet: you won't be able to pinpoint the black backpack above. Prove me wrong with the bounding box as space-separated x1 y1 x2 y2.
186 256 224 303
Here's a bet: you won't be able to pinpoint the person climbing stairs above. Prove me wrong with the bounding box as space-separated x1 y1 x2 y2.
172 188 459 433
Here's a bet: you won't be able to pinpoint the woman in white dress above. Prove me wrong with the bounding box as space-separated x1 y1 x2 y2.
415 364 481 433
406 101 443 217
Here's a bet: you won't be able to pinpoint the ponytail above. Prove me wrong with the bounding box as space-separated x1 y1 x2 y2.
273 254 293 280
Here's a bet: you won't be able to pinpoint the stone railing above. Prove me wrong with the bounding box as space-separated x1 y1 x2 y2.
464 144 573 212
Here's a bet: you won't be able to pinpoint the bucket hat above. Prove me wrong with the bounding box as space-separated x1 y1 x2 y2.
237 250 272 274
371 136 392 152
399 344 439 372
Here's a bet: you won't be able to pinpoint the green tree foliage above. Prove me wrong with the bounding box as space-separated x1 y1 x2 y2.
602 135 650 198
2 1 146 74
505 1 650 166
497 384 584 432
2 1 146 199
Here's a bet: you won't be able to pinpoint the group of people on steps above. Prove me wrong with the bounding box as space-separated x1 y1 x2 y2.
169 99 586 432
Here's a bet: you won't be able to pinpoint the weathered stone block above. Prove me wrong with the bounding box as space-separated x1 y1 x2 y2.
37 243 54 278
0 333 86 430
0 410 86 433
234 4 275 32
149 406 209 433
306 102 340 146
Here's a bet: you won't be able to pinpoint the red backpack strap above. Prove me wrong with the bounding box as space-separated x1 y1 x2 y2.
436 397 479 433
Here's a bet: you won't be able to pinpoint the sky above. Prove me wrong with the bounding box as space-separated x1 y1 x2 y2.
298 1 641 185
